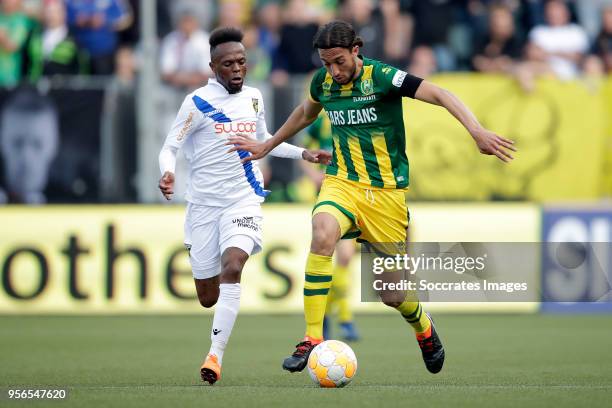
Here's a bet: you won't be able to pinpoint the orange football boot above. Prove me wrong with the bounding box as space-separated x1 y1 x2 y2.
200 354 221 385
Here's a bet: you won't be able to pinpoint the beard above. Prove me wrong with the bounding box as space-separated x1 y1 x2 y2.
337 61 358 85
226 82 243 94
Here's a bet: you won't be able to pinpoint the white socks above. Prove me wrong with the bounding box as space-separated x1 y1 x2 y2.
208 283 241 365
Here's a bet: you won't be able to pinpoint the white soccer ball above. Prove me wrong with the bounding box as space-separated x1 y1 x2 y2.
307 340 357 388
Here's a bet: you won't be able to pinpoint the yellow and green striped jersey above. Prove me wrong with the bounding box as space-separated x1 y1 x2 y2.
309 57 413 189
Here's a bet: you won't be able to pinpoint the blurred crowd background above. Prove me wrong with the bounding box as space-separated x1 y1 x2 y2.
0 0 611 204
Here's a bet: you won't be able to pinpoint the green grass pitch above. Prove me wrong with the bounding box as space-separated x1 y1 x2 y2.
1 314 611 407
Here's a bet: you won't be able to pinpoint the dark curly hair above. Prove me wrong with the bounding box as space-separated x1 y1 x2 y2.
312 20 364 50
209 27 244 55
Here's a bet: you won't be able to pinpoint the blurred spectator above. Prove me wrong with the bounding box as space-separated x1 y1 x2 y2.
408 45 437 78
114 45 135 84
27 0 83 81
593 5 612 73
243 24 271 81
573 0 612 41
217 0 247 28
341 0 410 67
256 2 281 65
465 0 521 39
214 0 261 29
270 0 320 86
168 0 214 33
0 0 30 87
472 4 523 73
65 0 132 75
408 0 457 71
521 0 546 29
341 0 385 61
118 0 139 46
379 0 412 67
582 54 605 90
525 0 589 80
20 0 44 20
159 11 211 90
307 0 337 23
0 87 58 204
101 46 137 202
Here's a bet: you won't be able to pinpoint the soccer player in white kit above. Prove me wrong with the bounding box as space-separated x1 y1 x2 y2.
158 27 331 385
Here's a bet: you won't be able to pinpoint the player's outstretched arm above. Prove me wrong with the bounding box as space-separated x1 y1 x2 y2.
264 134 331 164
414 81 517 163
228 98 323 163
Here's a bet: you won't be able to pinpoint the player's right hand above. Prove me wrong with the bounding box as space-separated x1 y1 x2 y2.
159 171 175 200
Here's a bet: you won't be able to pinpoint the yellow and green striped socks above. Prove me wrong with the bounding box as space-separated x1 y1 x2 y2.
331 264 352 323
304 253 334 340
395 299 431 335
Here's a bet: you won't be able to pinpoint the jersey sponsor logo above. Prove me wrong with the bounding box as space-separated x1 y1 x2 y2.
360 79 374 95
252 98 259 114
192 95 232 123
353 95 376 102
326 107 378 126
214 121 257 134
232 216 260 231
392 71 407 88
382 67 392 75
203 108 225 118
177 112 194 141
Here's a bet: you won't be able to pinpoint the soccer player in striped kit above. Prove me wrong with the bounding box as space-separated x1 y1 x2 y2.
229 20 516 375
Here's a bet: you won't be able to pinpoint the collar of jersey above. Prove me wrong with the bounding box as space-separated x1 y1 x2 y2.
208 77 242 95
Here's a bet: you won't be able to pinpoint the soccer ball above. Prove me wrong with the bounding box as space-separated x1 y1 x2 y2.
307 340 357 388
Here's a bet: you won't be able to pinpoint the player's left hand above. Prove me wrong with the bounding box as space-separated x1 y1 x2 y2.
302 149 332 165
471 127 516 163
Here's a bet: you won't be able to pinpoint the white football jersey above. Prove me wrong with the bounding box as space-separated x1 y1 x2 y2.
161 78 271 207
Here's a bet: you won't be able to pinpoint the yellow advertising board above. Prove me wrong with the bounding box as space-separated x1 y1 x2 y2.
602 77 612 197
404 75 608 201
0 204 539 314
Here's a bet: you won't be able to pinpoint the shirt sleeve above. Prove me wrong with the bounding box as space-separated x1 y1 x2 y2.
159 95 201 174
266 133 305 159
309 69 324 103
376 63 423 99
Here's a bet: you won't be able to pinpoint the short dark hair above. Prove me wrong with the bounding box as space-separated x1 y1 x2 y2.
209 27 244 54
312 20 364 50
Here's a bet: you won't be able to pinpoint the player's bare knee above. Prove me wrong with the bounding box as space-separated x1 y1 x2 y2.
220 259 243 283
311 223 338 255
198 294 217 308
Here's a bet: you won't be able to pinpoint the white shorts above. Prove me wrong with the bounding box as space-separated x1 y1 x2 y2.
184 201 263 280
